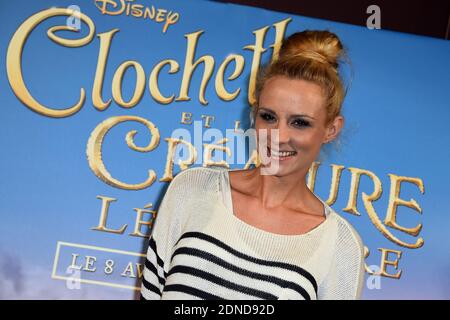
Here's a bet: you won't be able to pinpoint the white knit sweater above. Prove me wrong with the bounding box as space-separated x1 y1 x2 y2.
140 166 365 300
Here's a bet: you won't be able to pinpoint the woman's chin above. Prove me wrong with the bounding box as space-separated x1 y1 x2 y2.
259 161 289 176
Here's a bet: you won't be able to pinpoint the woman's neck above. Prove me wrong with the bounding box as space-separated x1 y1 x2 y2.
251 166 312 210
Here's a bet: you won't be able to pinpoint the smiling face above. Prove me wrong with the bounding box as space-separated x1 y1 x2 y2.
255 76 340 176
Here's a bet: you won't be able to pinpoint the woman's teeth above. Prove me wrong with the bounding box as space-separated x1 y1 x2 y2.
267 147 297 158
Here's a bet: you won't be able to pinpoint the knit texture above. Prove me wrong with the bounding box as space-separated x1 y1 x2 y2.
140 166 365 300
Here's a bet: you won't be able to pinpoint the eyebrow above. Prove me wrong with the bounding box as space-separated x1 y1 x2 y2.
258 107 316 120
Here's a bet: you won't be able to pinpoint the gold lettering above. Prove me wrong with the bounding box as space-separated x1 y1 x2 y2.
244 25 269 107
270 18 292 60
307 161 321 192
215 54 245 101
180 112 192 125
112 61 146 108
69 253 82 270
378 248 403 279
307 163 344 206
121 262 136 278
234 120 241 132
244 148 261 170
87 116 160 190
244 18 291 107
155 9 166 23
343 167 382 216
131 5 144 17
91 195 127 234
363 246 372 274
344 168 424 249
136 263 144 278
385 174 424 236
326 164 345 205
94 0 125 15
176 30 214 105
83 256 97 272
201 115 215 128
364 246 403 279
6 8 95 118
164 12 179 33
149 59 179 104
92 29 119 110
203 138 230 168
160 138 197 181
129 203 156 238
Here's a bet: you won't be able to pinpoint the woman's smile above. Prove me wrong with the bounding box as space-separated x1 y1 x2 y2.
267 146 298 161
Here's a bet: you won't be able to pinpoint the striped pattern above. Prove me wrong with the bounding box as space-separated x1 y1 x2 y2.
141 237 166 298
141 231 317 300
139 166 366 300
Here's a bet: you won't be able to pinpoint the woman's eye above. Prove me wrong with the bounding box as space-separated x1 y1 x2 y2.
259 112 275 122
292 118 311 128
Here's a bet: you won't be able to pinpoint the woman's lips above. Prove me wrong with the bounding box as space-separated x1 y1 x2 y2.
267 146 297 161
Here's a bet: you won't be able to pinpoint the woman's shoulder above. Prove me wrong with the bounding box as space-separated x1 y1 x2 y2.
173 165 227 179
169 165 227 192
325 205 365 255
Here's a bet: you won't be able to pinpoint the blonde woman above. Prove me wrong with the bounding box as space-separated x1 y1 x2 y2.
141 30 365 300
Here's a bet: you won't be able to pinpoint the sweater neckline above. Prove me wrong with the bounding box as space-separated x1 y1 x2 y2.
219 168 333 239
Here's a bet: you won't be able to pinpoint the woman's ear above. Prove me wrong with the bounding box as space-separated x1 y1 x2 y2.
324 115 344 143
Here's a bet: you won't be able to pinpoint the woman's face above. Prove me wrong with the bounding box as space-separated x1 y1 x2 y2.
255 76 336 177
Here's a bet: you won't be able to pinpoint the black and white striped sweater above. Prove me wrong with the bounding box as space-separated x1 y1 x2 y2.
140 166 365 300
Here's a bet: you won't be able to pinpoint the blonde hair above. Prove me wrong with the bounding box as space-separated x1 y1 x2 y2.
251 30 350 128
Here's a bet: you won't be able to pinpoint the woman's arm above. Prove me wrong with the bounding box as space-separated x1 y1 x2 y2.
318 219 366 300
140 170 190 300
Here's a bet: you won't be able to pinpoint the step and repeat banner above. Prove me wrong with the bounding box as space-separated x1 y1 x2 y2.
0 0 449 300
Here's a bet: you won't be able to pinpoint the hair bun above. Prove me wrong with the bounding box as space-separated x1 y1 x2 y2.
279 30 344 69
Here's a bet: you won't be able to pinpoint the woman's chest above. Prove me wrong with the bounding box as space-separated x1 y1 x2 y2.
166 232 319 300
230 190 326 236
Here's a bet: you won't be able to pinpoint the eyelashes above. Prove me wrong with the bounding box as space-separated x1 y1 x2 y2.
293 118 311 128
258 112 311 128
259 112 275 122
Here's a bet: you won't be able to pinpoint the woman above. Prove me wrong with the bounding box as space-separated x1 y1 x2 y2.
140 30 365 300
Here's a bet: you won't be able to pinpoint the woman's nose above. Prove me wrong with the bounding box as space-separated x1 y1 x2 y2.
274 122 290 145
